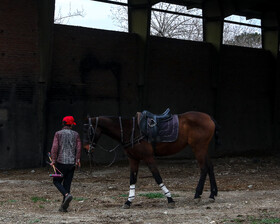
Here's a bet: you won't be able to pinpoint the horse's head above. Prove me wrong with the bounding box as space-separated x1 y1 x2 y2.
83 117 101 153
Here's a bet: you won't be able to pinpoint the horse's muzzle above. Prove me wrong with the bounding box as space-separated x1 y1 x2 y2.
83 144 90 152
84 143 97 154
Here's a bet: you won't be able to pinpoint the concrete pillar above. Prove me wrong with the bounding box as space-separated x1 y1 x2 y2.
202 0 223 94
37 0 55 166
128 0 151 109
202 0 223 153
262 12 279 58
202 0 223 51
262 12 280 151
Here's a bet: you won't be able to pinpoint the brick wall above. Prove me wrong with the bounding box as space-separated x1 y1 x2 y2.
0 0 41 169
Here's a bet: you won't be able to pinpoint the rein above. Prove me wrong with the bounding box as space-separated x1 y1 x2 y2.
88 117 99 153
87 116 145 166
87 116 121 167
120 116 145 149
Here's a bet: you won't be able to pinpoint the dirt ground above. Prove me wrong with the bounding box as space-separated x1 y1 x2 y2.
0 156 280 224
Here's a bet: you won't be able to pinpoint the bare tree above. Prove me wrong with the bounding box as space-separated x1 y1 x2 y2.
224 32 261 48
150 3 203 41
223 18 262 48
110 2 203 40
54 3 86 24
109 1 129 32
110 2 261 47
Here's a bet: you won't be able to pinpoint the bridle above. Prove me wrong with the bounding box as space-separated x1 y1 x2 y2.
85 116 145 167
87 117 99 153
86 116 119 167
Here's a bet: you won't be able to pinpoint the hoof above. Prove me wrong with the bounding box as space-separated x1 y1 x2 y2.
168 201 175 209
194 197 201 204
209 197 215 203
122 204 130 209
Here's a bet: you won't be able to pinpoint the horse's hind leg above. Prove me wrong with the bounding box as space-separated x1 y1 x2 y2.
194 165 208 202
207 157 218 201
145 158 175 208
193 145 209 203
123 158 139 209
193 148 218 202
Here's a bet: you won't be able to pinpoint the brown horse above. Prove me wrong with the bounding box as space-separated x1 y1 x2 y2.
83 111 220 209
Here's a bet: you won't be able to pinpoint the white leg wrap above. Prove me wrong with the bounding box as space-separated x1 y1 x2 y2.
128 184 135 202
159 183 171 198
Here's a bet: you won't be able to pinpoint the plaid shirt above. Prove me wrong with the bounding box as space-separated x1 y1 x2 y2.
51 126 81 165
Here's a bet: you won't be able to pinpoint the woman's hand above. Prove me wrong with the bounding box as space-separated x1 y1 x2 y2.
76 159 81 168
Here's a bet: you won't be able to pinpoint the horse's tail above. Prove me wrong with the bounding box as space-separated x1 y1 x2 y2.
211 117 221 147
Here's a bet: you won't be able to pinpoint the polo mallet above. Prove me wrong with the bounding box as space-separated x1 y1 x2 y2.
48 152 63 178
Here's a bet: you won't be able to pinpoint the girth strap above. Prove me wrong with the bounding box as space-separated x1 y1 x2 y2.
131 117 135 148
119 116 123 143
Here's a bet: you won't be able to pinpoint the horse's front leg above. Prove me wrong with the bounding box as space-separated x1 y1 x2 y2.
146 158 175 208
123 158 139 209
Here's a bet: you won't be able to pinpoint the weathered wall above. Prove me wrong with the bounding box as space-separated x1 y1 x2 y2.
50 29 277 161
146 39 275 157
217 45 275 156
1 2 278 168
0 0 41 169
47 25 141 163
147 37 216 114
146 37 217 158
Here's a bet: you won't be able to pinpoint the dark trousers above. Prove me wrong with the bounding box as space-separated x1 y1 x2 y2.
53 163 75 201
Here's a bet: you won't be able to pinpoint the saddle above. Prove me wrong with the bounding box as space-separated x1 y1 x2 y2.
138 108 179 143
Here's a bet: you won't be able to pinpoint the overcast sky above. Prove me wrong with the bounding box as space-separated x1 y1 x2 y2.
54 0 122 31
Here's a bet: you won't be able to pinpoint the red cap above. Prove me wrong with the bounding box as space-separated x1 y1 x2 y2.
62 116 76 125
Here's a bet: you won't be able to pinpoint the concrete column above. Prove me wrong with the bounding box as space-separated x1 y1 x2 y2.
262 12 279 58
202 0 223 88
202 0 223 151
262 12 280 151
37 0 55 166
128 0 151 109
202 0 223 51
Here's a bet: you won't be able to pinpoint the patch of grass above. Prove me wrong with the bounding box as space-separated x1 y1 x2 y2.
236 219 245 223
29 219 40 224
250 218 280 224
31 197 48 203
0 200 16 205
39 205 44 209
139 193 164 199
73 197 87 201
